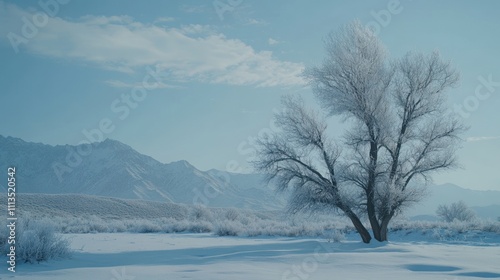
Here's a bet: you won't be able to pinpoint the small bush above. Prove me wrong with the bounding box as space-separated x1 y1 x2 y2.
187 221 213 233
225 208 240 221
190 205 214 221
436 201 476 222
482 222 500 233
128 220 162 233
325 229 346 243
3 216 72 263
214 220 242 236
163 219 189 233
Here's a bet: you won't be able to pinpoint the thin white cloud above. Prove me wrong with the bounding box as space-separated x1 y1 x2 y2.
268 38 279 45
180 4 207 14
466 136 500 142
154 17 175 23
245 18 267 25
104 80 175 89
0 3 305 87
79 15 135 25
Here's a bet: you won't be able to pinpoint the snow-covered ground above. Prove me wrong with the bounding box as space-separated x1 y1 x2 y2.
3 232 499 280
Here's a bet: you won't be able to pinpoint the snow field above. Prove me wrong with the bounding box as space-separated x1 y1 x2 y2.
3 233 499 280
2 195 499 279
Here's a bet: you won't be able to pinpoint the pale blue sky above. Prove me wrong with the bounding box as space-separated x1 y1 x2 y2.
1 0 499 190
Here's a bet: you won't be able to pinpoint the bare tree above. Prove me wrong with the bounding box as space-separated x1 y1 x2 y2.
254 96 372 242
436 201 476 222
254 21 465 243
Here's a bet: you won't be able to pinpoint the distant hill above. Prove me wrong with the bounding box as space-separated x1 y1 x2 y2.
0 193 189 219
0 135 286 210
471 205 500 220
406 183 500 220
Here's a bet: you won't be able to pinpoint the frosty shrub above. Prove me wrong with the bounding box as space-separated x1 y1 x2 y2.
214 220 242 236
325 229 346 243
225 208 240 221
14 216 72 263
186 220 213 233
436 201 477 222
432 228 455 241
190 204 214 221
127 219 162 233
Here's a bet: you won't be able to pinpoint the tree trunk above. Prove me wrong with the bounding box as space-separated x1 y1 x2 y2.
366 191 382 241
345 211 372 243
378 214 393 242
366 140 382 241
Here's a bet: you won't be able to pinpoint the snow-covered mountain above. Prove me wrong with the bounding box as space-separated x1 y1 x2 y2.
1 135 498 218
0 135 286 210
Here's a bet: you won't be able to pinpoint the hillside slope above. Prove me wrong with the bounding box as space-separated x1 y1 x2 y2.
0 135 285 210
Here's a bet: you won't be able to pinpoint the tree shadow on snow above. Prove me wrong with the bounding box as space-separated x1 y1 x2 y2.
15 240 409 273
18 241 336 272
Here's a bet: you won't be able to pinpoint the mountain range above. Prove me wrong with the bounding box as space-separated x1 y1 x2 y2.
0 135 498 219
0 135 286 210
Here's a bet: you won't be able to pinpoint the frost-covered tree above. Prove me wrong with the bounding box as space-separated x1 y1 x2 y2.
254 21 465 243
436 201 476 222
